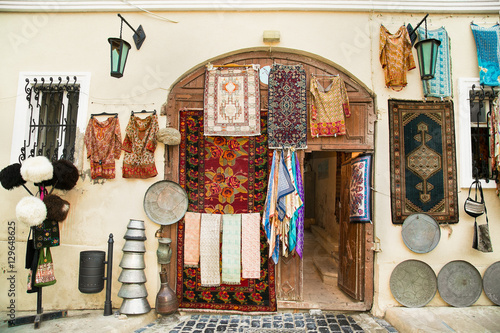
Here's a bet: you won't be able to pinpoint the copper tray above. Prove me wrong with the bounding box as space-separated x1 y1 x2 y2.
390 259 437 307
143 180 188 225
401 213 440 253
437 260 482 307
483 261 500 305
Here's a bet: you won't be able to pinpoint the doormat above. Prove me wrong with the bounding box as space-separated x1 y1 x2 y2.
388 100 458 224
177 109 277 312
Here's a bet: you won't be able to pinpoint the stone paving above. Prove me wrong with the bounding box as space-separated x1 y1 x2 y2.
135 311 398 333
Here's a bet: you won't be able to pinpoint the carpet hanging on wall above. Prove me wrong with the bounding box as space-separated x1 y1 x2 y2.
176 109 277 312
388 100 459 224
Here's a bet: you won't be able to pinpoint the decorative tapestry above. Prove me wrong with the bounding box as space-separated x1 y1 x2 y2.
389 100 458 224
349 154 372 223
177 109 276 312
204 65 261 136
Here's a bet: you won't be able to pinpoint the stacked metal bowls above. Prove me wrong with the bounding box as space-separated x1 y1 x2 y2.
118 219 151 315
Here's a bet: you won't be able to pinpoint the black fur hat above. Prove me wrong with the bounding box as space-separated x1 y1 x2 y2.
0 163 26 190
45 160 79 190
43 194 70 222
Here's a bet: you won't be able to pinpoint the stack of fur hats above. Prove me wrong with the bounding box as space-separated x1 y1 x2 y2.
0 156 79 227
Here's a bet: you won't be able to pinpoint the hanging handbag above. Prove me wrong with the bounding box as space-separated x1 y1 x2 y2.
26 248 40 293
464 180 485 217
34 247 57 287
472 205 493 253
33 219 60 249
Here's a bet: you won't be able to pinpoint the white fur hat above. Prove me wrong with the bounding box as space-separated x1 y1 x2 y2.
16 196 47 227
21 156 54 184
157 127 181 146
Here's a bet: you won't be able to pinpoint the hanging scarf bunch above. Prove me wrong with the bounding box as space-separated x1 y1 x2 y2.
262 149 304 264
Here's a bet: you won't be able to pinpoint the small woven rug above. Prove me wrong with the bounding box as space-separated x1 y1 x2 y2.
204 65 261 136
183 212 201 267
221 214 242 284
349 154 372 223
268 64 307 149
389 99 458 224
241 213 261 279
200 213 221 286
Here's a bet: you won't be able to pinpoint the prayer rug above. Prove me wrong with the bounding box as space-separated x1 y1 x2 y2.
222 214 241 284
200 214 221 286
204 65 261 136
241 213 261 279
349 154 372 223
268 64 307 149
389 100 458 224
183 212 201 267
177 109 276 312
417 27 452 98
470 24 500 87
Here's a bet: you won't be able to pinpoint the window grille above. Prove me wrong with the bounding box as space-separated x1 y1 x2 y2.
469 84 498 182
20 76 80 163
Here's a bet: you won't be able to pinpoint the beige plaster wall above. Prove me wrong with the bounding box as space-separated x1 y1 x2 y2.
0 10 499 318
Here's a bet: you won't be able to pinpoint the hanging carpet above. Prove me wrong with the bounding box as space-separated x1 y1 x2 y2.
177 109 277 312
388 100 458 224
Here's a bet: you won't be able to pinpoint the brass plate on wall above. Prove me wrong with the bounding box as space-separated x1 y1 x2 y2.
390 259 437 307
437 260 482 307
401 213 440 253
143 180 188 225
483 261 500 306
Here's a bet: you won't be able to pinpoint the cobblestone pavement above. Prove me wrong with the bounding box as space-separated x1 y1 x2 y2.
135 311 398 333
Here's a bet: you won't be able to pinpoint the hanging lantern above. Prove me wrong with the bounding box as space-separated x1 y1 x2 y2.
108 38 131 78
107 14 146 78
414 38 441 80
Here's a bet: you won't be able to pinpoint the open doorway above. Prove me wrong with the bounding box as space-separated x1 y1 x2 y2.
301 151 368 310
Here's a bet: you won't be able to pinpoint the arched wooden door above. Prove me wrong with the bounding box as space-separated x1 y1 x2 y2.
162 48 375 310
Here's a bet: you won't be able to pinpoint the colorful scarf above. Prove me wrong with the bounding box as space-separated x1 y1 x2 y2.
417 27 452 98
183 212 201 267
204 65 261 136
268 64 307 149
294 151 305 258
200 213 221 286
471 24 500 87
241 213 261 279
222 214 241 284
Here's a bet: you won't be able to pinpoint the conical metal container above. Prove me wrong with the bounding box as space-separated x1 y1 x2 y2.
118 269 147 284
123 228 147 241
119 297 151 315
127 219 145 230
122 239 146 253
119 252 146 269
118 283 148 298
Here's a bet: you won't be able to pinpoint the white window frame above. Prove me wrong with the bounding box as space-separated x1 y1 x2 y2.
10 72 91 166
457 77 496 189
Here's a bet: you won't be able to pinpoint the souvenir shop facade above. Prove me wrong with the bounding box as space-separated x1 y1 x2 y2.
1 2 500 318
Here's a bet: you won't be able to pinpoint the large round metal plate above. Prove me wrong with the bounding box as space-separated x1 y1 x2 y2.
483 261 500 305
437 260 482 307
401 213 441 253
143 180 188 225
390 259 437 307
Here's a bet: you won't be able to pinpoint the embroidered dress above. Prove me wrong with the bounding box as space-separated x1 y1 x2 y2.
379 25 416 90
84 116 122 179
310 76 351 137
122 114 159 178
471 24 500 87
417 27 452 98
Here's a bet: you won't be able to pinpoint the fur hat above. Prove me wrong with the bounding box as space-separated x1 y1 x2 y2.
0 163 26 190
157 127 181 146
20 156 53 184
16 196 47 227
44 159 79 190
43 194 70 222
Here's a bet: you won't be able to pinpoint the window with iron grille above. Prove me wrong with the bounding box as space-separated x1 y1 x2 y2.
10 73 90 166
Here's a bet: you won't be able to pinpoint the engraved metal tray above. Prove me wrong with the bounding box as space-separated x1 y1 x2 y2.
483 261 500 306
437 260 482 307
390 259 437 307
143 180 188 225
401 213 441 253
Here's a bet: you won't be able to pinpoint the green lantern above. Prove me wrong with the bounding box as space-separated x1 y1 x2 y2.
414 38 441 80
108 38 131 78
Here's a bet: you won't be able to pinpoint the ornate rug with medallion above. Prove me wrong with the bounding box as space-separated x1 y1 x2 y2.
388 100 458 224
176 109 277 312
